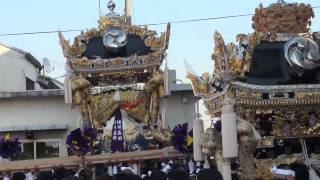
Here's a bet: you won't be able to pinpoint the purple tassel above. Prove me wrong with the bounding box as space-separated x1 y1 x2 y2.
214 120 222 133
171 123 193 154
0 137 21 159
66 124 97 156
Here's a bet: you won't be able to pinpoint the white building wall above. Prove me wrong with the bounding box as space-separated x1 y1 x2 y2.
0 45 41 92
166 91 196 129
0 96 78 157
0 46 26 91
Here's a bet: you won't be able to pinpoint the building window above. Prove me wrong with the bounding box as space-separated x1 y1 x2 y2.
20 139 60 160
20 142 34 160
26 77 35 90
36 141 59 159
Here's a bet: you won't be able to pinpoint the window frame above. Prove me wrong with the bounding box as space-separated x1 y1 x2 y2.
20 139 62 160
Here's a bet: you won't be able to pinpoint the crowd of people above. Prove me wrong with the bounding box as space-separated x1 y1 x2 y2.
0 159 312 180
0 160 223 180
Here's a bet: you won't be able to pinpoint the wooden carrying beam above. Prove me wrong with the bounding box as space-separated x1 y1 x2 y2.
0 148 186 172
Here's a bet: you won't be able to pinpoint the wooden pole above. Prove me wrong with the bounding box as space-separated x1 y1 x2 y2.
137 161 142 176
0 148 185 172
125 0 132 25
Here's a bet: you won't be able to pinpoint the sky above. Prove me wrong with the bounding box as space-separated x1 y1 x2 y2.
0 0 320 123
0 0 319 81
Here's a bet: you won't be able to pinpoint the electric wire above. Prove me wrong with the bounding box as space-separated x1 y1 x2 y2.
0 13 266 37
1 4 319 37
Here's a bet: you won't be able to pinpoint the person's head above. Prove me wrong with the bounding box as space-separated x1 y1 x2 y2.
11 172 26 180
197 169 223 180
53 167 67 180
271 164 295 180
167 167 189 180
79 167 93 180
37 171 54 180
149 170 167 180
96 175 116 180
115 173 131 180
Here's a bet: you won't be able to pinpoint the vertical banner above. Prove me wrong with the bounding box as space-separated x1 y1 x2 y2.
111 109 124 152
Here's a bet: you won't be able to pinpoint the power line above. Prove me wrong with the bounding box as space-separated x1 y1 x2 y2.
0 5 319 37
0 13 263 37
140 13 253 26
0 29 84 37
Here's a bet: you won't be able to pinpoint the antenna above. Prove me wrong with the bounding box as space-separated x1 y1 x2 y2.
42 58 53 74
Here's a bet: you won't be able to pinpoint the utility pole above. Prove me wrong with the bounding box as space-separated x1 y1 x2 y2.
125 0 132 25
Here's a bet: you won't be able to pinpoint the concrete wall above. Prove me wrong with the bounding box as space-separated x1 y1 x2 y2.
165 91 196 129
0 45 41 92
0 96 78 157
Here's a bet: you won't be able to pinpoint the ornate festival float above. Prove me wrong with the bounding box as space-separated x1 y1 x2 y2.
0 0 197 174
187 0 320 179
57 0 182 170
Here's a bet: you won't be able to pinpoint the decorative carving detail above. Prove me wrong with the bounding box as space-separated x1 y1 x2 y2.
252 3 314 33
200 128 223 174
200 118 260 179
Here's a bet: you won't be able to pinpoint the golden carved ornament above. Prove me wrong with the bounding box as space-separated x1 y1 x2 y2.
295 92 320 99
71 57 90 68
252 3 314 33
80 28 102 44
186 72 208 93
143 50 164 64
227 43 242 77
144 70 164 123
235 90 262 100
59 24 169 60
58 32 86 58
145 32 166 50
212 31 229 80
98 16 121 28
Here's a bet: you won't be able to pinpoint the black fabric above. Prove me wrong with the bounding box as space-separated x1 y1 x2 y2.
149 170 167 180
244 42 290 85
197 169 223 180
37 171 54 180
290 163 309 180
255 137 320 159
83 34 152 59
243 42 320 85
53 167 67 180
11 172 26 180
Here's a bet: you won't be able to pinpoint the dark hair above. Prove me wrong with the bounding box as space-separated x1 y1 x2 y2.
142 175 151 180
197 169 223 180
53 167 67 180
167 168 189 180
96 175 116 180
37 171 54 180
289 163 309 180
79 167 93 180
11 172 26 180
149 170 167 180
115 173 132 180
115 173 142 180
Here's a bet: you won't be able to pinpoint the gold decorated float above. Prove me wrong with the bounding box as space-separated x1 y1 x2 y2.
187 1 320 179
60 0 171 153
